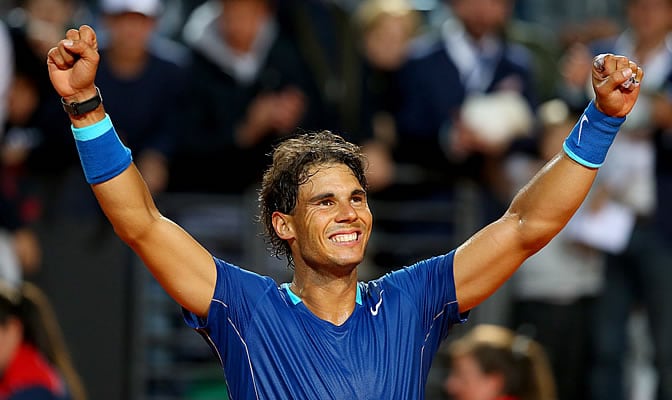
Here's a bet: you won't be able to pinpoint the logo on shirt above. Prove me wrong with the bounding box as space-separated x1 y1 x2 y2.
370 290 384 316
577 114 589 146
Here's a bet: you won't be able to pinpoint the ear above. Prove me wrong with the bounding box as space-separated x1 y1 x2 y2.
272 211 295 240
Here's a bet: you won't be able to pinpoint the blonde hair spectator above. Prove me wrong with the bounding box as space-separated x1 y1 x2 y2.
355 0 421 71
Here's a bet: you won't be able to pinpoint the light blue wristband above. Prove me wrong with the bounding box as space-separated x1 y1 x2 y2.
71 115 132 184
72 114 114 141
562 100 625 168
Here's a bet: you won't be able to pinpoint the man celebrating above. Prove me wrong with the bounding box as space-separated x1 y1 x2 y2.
46 25 641 399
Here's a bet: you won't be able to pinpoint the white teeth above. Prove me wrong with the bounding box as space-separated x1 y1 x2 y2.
331 233 357 242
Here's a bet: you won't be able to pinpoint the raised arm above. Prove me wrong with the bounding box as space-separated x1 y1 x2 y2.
47 26 215 317
454 54 643 313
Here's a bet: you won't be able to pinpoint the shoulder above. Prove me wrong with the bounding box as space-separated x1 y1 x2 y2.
368 252 457 289
212 257 278 294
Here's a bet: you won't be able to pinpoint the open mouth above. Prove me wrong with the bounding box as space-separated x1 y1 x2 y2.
329 232 359 243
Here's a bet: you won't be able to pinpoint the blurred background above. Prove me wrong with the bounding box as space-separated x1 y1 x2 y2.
1 0 671 399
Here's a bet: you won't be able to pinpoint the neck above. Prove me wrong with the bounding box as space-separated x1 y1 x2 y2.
290 268 359 326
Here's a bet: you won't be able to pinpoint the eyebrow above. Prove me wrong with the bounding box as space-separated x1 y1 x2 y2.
307 189 366 203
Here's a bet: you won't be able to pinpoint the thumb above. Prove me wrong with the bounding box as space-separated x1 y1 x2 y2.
592 54 639 92
609 67 634 90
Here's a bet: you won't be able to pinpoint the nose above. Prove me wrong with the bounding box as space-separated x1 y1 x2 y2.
335 201 357 222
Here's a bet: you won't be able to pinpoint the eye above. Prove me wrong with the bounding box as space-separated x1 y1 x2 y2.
352 194 366 205
319 199 334 206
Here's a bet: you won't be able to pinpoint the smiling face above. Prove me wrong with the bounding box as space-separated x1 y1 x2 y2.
273 163 372 274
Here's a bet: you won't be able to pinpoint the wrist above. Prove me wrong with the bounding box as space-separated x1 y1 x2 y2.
71 115 133 184
562 100 625 168
62 87 99 104
70 107 106 128
62 86 104 122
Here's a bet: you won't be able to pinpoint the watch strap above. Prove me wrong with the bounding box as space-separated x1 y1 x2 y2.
61 87 103 116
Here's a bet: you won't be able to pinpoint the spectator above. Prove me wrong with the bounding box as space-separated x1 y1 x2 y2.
396 0 537 196
96 0 190 194
352 0 422 193
0 278 86 400
442 324 557 400
169 0 319 194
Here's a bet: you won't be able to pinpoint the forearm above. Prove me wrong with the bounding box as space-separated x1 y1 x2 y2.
69 105 160 242
507 100 623 252
92 163 161 243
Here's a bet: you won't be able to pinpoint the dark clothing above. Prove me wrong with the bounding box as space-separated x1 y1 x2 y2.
169 15 321 194
395 29 537 183
96 39 189 159
6 24 78 177
512 298 596 400
277 0 365 138
655 129 672 242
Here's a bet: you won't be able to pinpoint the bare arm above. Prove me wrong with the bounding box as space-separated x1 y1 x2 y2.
454 54 644 313
47 26 215 317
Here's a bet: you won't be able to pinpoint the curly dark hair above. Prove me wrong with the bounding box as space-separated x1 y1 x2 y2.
258 130 368 267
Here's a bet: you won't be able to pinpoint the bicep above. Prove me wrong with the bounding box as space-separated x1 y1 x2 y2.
453 215 537 313
93 165 216 317
453 154 598 312
131 216 216 317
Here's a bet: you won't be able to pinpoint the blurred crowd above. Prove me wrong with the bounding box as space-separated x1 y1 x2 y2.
1 0 672 399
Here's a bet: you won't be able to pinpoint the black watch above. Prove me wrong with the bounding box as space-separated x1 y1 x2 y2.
61 87 103 116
